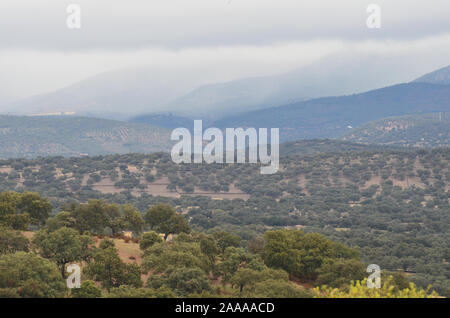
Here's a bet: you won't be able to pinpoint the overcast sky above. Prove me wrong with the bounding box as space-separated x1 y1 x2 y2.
1 0 450 103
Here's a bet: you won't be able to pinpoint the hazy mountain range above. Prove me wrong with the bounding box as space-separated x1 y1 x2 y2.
165 53 432 118
214 81 450 141
4 67 196 119
4 53 442 119
137 65 450 145
0 63 449 159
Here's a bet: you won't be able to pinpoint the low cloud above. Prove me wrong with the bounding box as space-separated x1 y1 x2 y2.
0 0 449 104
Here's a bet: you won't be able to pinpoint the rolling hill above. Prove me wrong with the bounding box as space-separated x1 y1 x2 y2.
0 145 448 293
343 113 450 147
129 113 200 130
279 139 399 156
215 82 450 142
0 115 172 159
2 64 450 158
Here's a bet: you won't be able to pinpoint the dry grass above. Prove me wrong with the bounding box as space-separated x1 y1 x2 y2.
22 231 142 266
109 237 142 265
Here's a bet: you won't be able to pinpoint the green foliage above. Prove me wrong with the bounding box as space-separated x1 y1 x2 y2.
107 285 175 298
147 267 213 296
199 234 220 264
382 271 411 291
0 227 29 255
143 241 210 274
145 204 191 239
84 245 142 291
212 231 241 254
316 259 367 288
247 237 264 254
121 204 144 235
65 200 111 234
0 115 171 159
242 279 313 298
56 200 144 236
262 229 359 280
314 276 440 298
99 238 116 250
145 204 174 230
71 280 102 298
344 113 450 147
0 145 448 294
46 211 76 232
0 252 66 297
32 227 93 277
0 191 51 229
231 267 288 293
18 192 52 226
216 247 251 284
158 213 191 240
139 231 163 250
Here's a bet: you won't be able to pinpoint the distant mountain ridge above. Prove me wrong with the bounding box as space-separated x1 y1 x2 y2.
132 66 450 147
1 64 449 159
214 82 450 141
5 53 438 119
414 65 450 85
5 67 197 118
166 53 431 117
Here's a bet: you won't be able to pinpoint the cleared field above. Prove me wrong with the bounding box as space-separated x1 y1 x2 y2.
91 176 250 199
22 231 142 265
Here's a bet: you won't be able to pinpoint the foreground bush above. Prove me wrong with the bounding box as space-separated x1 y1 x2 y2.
314 276 440 298
0 252 66 297
107 286 175 298
71 280 102 298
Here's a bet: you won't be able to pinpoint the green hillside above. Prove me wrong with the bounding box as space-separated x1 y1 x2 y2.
343 113 450 147
0 143 448 294
279 139 399 156
215 83 450 142
0 115 172 159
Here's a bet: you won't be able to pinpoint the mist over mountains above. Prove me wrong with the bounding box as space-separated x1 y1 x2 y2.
166 53 431 117
5 52 445 119
214 82 450 141
1 56 449 158
135 64 450 147
0 88 17 108
5 67 196 119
